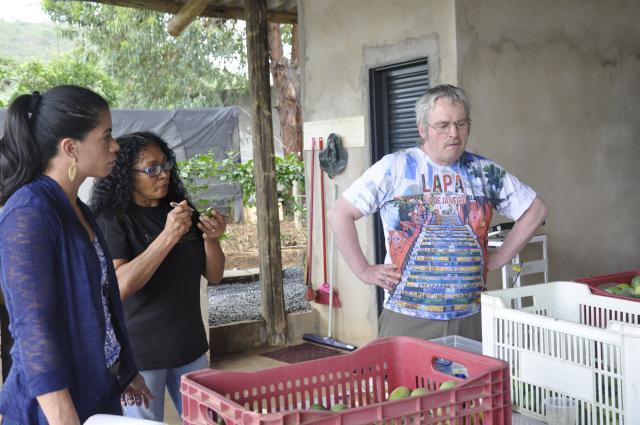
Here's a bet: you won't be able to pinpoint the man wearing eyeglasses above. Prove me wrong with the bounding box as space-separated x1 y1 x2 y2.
328 84 547 340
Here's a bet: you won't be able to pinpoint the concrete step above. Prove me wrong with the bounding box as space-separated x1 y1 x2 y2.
209 309 319 357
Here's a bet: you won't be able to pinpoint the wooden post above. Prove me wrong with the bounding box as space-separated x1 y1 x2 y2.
167 0 209 36
245 0 288 346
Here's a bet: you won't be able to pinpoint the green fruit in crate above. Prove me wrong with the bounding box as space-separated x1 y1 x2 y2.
632 286 640 297
615 283 631 291
410 387 429 396
631 275 640 288
622 287 636 297
330 403 348 412
439 380 457 390
389 386 411 400
309 403 327 411
604 287 616 294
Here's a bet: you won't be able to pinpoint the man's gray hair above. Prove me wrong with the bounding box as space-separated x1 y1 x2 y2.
415 84 471 128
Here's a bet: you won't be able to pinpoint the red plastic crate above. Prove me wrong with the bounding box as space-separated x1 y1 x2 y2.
181 336 511 425
575 269 640 302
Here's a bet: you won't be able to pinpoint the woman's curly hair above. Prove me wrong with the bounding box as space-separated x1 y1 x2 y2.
90 131 190 216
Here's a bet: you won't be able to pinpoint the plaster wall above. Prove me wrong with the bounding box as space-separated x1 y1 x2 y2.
456 0 640 280
299 0 457 346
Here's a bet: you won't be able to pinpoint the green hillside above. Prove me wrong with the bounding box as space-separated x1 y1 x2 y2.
0 20 77 64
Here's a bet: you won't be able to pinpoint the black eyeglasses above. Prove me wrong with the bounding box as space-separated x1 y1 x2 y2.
133 161 173 177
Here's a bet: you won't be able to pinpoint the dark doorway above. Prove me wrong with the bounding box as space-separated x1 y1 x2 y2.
369 58 430 315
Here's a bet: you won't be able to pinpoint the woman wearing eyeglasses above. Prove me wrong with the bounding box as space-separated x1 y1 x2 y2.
90 131 226 421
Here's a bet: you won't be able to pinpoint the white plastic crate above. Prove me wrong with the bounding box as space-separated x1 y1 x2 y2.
481 281 640 425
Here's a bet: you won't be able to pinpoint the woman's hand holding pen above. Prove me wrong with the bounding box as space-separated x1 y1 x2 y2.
198 208 227 242
165 200 192 242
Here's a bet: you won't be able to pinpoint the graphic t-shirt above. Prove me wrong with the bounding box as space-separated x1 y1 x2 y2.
96 202 208 370
343 148 536 320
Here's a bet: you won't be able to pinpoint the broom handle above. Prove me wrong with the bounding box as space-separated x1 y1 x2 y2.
319 137 328 285
306 138 316 287
328 181 338 338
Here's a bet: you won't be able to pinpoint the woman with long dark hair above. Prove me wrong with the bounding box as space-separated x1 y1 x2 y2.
91 132 225 421
0 86 151 424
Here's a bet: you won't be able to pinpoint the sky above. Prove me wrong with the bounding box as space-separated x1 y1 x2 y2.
0 0 51 23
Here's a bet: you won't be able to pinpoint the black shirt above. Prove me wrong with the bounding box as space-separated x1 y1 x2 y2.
96 202 208 370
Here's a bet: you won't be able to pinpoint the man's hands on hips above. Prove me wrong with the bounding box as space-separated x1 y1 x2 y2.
357 264 401 291
486 196 548 272
486 250 509 271
328 197 401 291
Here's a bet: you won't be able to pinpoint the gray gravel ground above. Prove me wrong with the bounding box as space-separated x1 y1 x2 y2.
208 266 312 326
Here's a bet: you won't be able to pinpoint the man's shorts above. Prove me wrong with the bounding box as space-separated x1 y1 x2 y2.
378 308 482 341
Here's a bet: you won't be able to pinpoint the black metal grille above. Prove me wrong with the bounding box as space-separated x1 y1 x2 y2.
371 59 430 156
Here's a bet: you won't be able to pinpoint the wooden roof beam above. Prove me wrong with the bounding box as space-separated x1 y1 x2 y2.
80 0 297 24
168 0 209 36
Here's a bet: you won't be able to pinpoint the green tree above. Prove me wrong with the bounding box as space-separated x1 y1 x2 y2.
179 151 305 215
0 56 14 106
269 23 302 155
42 1 248 109
0 53 119 106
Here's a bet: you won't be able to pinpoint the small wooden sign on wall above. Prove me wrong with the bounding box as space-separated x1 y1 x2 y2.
303 116 365 151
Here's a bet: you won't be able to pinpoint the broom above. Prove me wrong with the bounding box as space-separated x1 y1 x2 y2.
314 137 341 307
304 183 354 352
303 136 355 352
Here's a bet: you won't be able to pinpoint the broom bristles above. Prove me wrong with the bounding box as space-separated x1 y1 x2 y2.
314 283 342 307
305 286 315 301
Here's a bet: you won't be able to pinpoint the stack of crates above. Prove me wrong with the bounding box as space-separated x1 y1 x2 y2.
181 336 511 425
482 281 640 424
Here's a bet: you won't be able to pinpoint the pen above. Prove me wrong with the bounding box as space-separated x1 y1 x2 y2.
171 201 229 220
169 201 195 212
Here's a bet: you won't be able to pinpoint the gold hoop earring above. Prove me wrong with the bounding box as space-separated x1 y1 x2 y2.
68 157 77 182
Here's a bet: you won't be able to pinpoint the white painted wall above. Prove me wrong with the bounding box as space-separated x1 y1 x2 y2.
456 0 640 280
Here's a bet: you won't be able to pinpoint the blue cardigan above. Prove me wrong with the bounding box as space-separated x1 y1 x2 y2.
0 176 137 423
